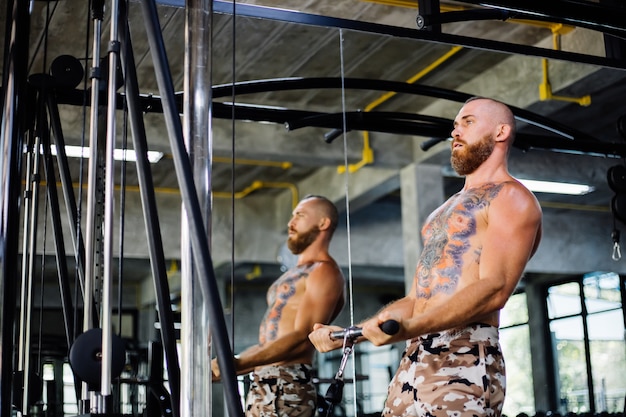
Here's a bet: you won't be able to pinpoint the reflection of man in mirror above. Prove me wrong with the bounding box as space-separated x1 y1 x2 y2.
309 98 543 417
212 195 346 417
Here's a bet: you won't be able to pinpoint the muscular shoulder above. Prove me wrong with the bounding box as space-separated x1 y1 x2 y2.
488 180 542 221
307 259 345 286
456 180 541 238
485 180 543 254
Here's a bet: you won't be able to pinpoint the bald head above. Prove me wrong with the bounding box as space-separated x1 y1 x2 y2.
464 97 516 145
301 195 339 236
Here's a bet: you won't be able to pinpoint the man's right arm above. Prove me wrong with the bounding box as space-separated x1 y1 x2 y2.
308 293 415 352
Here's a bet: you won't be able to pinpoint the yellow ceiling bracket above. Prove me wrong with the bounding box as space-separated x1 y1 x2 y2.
167 259 179 276
337 130 374 174
338 45 463 174
539 29 591 106
245 264 263 281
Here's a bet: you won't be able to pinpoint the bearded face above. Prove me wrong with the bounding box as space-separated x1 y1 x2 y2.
287 225 320 254
451 133 495 176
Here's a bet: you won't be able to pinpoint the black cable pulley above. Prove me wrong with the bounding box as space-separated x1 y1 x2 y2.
608 164 626 192
68 328 127 391
49 55 85 90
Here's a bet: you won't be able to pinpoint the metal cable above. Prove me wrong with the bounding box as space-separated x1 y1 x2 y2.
229 0 237 354
338 28 359 417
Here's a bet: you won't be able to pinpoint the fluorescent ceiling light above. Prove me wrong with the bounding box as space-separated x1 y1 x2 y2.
518 179 594 195
442 166 594 196
50 145 164 164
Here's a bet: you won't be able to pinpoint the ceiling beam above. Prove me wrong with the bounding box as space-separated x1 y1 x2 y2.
151 0 626 68
458 0 626 39
29 76 626 158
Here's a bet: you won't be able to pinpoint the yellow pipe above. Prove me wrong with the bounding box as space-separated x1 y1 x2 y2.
212 156 292 170
212 180 265 200
361 0 463 12
162 155 298 203
258 181 300 209
363 4 587 108
213 180 299 209
33 180 183 195
338 45 463 174
538 29 591 106
164 154 293 170
35 178 298 207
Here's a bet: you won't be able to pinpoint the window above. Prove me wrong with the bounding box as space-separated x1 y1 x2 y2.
583 273 625 413
547 273 625 414
500 292 535 416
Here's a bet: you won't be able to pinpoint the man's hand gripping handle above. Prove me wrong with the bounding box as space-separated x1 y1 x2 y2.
330 320 399 341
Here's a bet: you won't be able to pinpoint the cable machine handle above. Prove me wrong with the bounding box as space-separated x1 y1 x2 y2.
330 319 399 341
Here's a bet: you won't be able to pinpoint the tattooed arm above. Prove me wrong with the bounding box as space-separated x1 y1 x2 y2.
309 294 415 353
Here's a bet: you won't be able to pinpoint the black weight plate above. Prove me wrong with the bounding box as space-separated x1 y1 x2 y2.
49 55 84 90
69 328 126 388
608 165 626 193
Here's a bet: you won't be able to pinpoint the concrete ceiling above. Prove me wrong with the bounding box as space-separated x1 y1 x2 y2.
3 0 626 286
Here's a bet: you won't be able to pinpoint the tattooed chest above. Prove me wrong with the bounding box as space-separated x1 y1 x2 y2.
415 184 501 299
266 274 301 306
259 267 310 343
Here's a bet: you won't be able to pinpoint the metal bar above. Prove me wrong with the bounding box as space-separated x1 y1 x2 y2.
181 0 214 416
40 114 76 351
207 0 626 69
146 0 626 67
45 85 88 300
416 9 512 30
138 0 243 416
464 0 626 38
117 6 181 415
211 77 600 142
418 0 441 33
82 0 106 409
47 75 626 157
18 132 35 377
101 0 122 403
0 0 30 413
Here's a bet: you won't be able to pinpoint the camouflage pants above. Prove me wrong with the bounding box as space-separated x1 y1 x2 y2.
245 364 317 417
382 323 505 417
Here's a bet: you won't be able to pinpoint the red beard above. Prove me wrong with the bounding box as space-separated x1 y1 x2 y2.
451 134 495 176
287 226 320 254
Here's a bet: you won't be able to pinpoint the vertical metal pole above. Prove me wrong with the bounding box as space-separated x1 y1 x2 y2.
182 0 213 416
138 0 242 415
18 137 34 374
0 0 29 414
40 124 76 351
117 6 181 414
82 0 105 410
20 132 42 416
47 93 88 298
101 0 121 407
46 92 87 298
